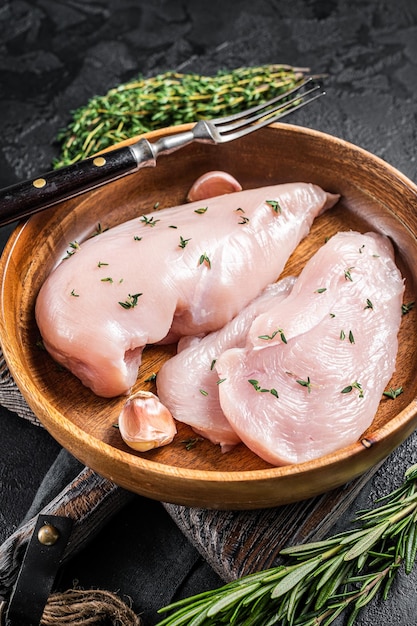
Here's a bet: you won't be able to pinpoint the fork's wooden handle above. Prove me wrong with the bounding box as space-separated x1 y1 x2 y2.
0 142 155 226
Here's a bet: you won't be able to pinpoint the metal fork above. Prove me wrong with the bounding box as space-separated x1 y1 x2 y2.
0 78 324 226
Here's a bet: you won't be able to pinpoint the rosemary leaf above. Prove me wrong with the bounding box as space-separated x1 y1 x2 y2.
206 583 260 616
271 558 322 598
343 522 391 561
405 518 417 574
315 553 346 593
157 464 417 626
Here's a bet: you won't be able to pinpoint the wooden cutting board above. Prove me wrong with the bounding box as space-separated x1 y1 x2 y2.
163 462 383 581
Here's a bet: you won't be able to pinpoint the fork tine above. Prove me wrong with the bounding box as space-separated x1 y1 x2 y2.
214 85 325 142
216 83 323 134
210 77 316 125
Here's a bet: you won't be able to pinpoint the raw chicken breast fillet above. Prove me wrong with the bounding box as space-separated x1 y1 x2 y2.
35 182 338 397
216 231 404 466
156 276 296 450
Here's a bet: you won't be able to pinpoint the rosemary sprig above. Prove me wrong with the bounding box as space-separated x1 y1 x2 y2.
53 65 309 167
157 464 417 626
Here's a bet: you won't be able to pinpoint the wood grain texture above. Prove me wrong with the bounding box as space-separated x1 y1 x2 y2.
1 123 417 509
164 461 384 581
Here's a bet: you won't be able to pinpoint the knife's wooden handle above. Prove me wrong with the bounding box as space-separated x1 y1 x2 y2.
0 145 145 226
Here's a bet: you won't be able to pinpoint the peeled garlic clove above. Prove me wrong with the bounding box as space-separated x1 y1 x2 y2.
186 170 242 201
118 390 177 452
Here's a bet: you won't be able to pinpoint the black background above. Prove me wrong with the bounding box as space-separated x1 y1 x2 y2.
1 1 417 624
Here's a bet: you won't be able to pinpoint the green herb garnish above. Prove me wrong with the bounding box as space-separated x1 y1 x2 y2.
178 236 191 249
296 376 312 393
198 253 211 268
91 223 108 236
266 199 282 213
140 215 159 227
54 66 308 167
383 386 403 399
341 381 364 398
181 437 203 450
402 301 415 315
157 463 417 626
258 328 287 343
63 241 80 259
118 293 142 309
248 379 269 393
344 267 355 281
248 379 279 398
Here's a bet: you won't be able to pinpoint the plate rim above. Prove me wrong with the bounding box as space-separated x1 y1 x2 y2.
2 121 417 507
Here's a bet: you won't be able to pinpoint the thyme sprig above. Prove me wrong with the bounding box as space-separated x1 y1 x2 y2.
53 65 309 167
402 301 415 315
157 464 417 626
258 328 287 343
179 236 191 249
118 293 142 309
266 199 282 213
199 253 211 268
63 240 80 259
342 381 364 398
296 376 312 393
140 215 159 227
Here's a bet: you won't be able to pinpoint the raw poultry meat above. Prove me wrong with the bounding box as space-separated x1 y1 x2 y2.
35 182 338 397
216 231 404 465
156 276 296 450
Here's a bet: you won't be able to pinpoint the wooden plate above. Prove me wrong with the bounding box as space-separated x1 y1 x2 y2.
1 123 417 510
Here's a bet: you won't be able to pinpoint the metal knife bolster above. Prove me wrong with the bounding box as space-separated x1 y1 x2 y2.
0 139 157 226
0 126 201 227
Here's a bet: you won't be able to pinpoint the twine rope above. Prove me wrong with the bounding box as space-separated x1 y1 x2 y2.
41 588 142 625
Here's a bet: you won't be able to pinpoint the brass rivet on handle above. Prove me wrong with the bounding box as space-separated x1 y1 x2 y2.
33 178 47 188
38 523 60 546
93 156 106 167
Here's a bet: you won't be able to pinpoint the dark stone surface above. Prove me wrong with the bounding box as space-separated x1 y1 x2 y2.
1 0 417 623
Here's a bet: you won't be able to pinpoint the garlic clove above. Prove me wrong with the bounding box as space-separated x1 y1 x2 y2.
118 390 177 452
186 170 242 202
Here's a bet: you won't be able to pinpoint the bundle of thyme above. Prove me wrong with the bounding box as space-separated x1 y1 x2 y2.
54 64 308 167
157 463 417 625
